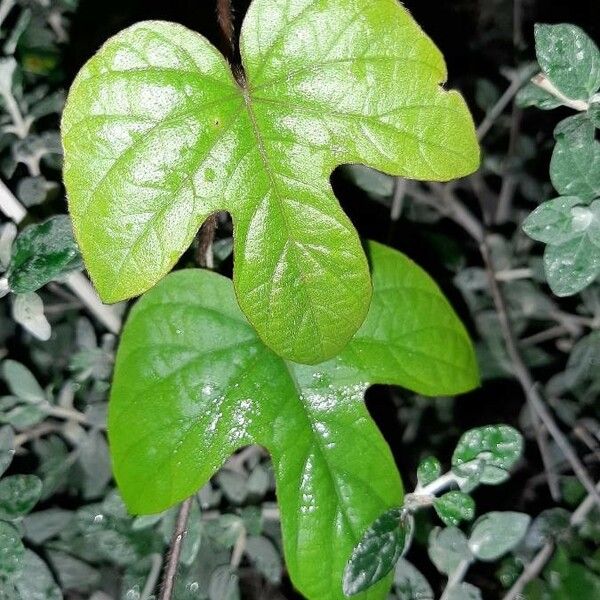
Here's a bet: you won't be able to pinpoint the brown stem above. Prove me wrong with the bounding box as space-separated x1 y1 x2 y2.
480 238 600 510
216 0 235 62
195 214 219 268
158 497 193 600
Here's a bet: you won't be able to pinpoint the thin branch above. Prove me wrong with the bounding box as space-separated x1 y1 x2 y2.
216 0 235 62
503 478 600 600
141 553 163 600
195 214 218 269
440 559 472 600
159 497 193 600
477 67 534 141
480 238 600 510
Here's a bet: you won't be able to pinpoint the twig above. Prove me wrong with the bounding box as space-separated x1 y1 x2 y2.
480 238 600 510
520 325 569 348
391 177 407 222
195 214 218 269
216 0 235 61
424 184 484 242
503 478 600 600
440 559 472 600
0 0 16 30
141 553 163 600
495 104 522 224
477 67 534 141
230 525 247 569
531 73 589 112
159 497 193 600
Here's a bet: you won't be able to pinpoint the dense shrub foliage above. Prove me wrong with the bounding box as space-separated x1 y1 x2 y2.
0 1 599 600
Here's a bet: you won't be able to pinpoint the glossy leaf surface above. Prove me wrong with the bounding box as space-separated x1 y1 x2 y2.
524 198 600 296
451 425 523 488
343 507 408 596
7 215 82 294
109 242 478 600
534 24 600 102
433 491 475 527
62 0 479 364
551 119 600 202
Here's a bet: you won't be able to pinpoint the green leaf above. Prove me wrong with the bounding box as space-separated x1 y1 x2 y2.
109 241 478 600
516 82 563 110
523 196 600 296
543 200 600 296
428 527 472 576
468 512 530 561
343 507 408 596
245 535 282 584
2 359 45 403
7 549 62 600
6 215 83 294
542 547 600 600
0 425 15 477
534 24 600 101
417 456 442 487
0 520 25 577
523 196 589 245
451 425 523 489
62 0 479 364
433 491 475 527
0 474 43 520
550 119 600 201
445 583 482 600
393 558 433 600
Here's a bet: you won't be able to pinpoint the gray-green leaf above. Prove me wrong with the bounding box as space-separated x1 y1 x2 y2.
516 82 563 110
0 520 25 577
535 24 600 101
551 119 600 201
428 527 472 576
468 512 530 561
2 359 45 403
0 425 15 477
0 474 43 519
393 558 434 600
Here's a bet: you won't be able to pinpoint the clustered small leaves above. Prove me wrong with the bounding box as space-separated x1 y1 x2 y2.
343 425 524 596
520 24 600 296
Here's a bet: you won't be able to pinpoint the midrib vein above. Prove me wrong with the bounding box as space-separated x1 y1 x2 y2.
240 84 324 354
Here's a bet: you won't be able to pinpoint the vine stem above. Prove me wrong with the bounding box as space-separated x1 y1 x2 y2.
479 237 600 511
158 497 193 600
216 0 235 61
157 6 238 599
440 559 472 600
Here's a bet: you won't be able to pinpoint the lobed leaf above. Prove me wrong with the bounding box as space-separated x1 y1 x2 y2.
109 241 478 600
62 0 479 364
